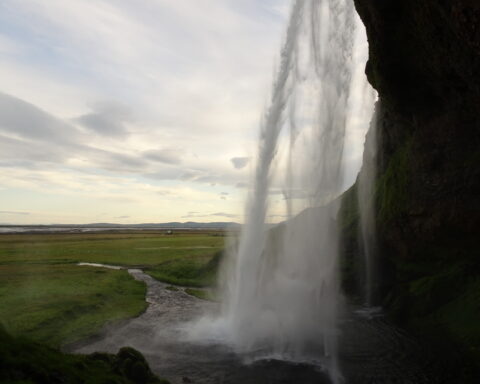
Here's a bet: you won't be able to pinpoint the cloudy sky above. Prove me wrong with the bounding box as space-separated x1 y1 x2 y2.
0 0 370 225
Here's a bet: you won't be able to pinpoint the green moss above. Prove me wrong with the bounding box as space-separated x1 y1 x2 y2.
376 138 413 223
406 275 480 381
115 347 167 384
0 327 169 383
386 249 480 379
436 278 480 351
338 184 363 298
408 263 465 314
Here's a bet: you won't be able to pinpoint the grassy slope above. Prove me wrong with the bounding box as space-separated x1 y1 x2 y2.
146 247 224 287
0 232 224 346
0 326 168 384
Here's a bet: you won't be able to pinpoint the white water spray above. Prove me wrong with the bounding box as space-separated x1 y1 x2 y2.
210 1 374 382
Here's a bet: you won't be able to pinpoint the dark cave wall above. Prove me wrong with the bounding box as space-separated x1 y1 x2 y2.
355 0 480 115
344 0 480 375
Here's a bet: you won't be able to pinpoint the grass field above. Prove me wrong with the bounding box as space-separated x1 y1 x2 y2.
0 231 226 347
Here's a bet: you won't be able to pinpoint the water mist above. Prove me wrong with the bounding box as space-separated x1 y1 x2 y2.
214 1 374 382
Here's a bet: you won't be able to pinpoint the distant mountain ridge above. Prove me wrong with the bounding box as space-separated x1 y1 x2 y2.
0 222 240 230
82 222 240 229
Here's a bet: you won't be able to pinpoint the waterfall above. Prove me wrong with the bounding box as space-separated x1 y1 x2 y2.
211 1 374 382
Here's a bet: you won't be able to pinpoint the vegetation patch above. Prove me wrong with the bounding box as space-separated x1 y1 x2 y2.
0 233 224 267
147 250 224 287
338 184 363 298
0 326 169 384
376 138 413 223
0 263 147 347
165 285 180 291
184 288 218 302
0 232 226 346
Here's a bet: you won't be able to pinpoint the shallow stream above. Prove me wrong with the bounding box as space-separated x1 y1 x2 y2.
72 265 446 384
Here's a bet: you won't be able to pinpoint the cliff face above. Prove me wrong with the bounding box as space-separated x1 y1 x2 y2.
347 0 480 376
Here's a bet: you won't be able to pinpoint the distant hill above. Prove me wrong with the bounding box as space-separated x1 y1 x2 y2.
83 222 240 229
0 222 241 233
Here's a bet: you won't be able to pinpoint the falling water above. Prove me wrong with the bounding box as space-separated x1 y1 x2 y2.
215 0 373 382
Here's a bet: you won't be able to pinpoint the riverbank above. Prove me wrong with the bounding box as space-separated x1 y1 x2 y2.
0 231 224 347
73 267 446 384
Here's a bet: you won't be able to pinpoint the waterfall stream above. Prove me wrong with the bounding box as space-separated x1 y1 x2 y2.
214 1 375 382
70 3 449 384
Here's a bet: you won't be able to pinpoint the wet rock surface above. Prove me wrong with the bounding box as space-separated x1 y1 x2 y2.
345 1 480 380
340 310 446 383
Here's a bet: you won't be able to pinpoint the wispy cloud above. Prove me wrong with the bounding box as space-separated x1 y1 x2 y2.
0 92 82 145
181 211 240 220
211 212 239 219
143 148 183 165
0 91 250 186
76 102 133 137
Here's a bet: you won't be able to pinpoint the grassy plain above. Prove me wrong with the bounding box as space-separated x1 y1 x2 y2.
0 231 225 347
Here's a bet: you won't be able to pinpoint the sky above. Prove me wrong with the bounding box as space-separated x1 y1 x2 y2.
0 0 371 225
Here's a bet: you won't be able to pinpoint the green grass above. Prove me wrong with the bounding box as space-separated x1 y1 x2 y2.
147 249 222 287
0 263 147 347
184 288 218 302
0 231 226 347
0 232 224 267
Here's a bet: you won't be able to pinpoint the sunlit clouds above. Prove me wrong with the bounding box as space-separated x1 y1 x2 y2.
0 0 370 224
0 0 292 224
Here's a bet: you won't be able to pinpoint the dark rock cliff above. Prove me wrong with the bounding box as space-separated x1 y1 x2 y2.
344 0 480 379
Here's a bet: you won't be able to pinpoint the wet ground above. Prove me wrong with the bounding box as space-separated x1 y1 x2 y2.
73 268 446 384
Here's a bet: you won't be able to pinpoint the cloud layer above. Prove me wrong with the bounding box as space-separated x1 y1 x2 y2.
0 1 294 223
0 0 371 224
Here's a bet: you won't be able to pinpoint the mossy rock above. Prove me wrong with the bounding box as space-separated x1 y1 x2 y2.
0 327 169 384
375 137 413 223
129 361 149 384
115 347 161 384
